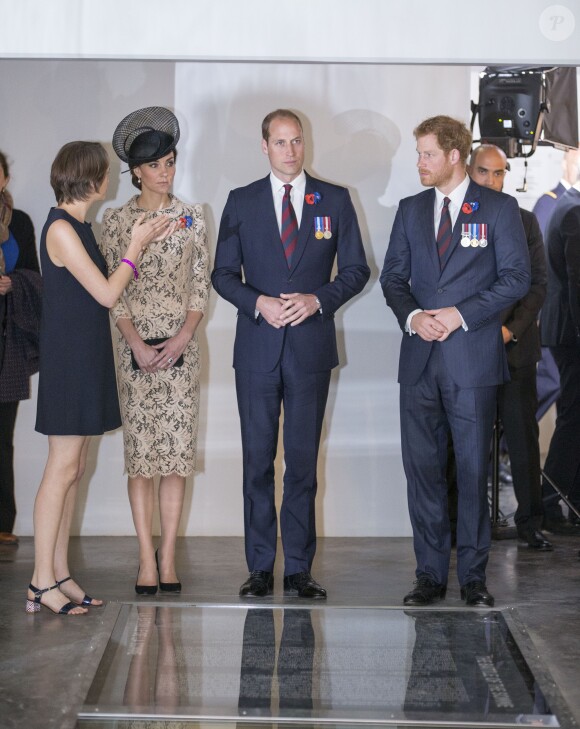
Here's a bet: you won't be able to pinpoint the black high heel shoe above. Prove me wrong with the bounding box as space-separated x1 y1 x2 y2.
135 567 158 596
155 549 182 593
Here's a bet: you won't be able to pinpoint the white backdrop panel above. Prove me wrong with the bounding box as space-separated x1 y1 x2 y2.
1 60 570 535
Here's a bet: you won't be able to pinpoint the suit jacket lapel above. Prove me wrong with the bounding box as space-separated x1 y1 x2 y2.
420 188 439 270
257 176 288 269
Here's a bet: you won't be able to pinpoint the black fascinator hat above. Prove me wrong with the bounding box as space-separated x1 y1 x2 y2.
112 106 180 168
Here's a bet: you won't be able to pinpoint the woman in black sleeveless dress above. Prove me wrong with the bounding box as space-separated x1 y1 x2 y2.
27 141 174 615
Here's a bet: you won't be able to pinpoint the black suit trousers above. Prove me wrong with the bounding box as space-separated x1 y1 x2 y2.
0 401 19 533
497 364 542 528
542 343 580 514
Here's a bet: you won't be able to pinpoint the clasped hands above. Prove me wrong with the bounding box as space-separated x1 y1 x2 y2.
257 293 319 329
131 334 187 373
411 307 461 342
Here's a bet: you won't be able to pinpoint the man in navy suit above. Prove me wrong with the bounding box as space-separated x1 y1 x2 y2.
212 109 370 599
380 116 530 607
540 165 580 533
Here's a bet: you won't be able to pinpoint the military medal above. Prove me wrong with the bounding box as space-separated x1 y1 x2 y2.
314 217 324 239
479 224 488 247
323 216 332 239
461 223 471 247
462 223 488 248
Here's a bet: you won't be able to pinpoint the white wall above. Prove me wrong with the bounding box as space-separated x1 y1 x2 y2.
0 59 573 535
1 0 578 65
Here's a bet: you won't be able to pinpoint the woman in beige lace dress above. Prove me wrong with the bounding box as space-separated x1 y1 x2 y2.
103 108 210 594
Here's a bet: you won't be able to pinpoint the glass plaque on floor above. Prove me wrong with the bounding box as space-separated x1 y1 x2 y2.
80 605 561 727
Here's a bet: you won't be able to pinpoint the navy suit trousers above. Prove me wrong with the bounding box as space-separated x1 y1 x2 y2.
400 343 496 587
235 336 331 575
542 343 580 515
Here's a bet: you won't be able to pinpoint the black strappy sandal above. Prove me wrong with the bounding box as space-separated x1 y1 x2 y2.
25 582 84 615
56 576 103 607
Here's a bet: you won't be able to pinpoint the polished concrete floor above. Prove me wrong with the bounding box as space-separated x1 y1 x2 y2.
1 534 580 729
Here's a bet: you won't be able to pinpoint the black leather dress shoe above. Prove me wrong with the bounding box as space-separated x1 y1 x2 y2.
403 575 446 606
239 570 273 597
460 580 494 606
517 528 554 551
283 572 327 599
543 515 580 536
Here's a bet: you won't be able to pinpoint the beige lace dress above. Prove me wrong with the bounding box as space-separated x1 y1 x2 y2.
101 194 210 477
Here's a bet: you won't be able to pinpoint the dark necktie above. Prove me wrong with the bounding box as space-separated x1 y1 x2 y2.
281 183 298 267
437 196 452 268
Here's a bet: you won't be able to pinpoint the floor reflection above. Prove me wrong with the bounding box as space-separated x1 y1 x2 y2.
81 605 558 726
239 608 314 716
123 606 182 711
403 610 551 723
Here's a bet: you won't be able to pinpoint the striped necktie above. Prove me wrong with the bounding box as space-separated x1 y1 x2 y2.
281 183 298 267
437 196 452 268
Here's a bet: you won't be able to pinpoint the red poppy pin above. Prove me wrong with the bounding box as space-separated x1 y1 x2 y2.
305 192 322 205
462 201 480 214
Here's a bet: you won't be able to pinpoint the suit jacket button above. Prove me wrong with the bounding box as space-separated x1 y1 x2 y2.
437 288 444 294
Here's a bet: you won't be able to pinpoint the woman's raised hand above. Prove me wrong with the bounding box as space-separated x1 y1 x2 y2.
131 213 177 252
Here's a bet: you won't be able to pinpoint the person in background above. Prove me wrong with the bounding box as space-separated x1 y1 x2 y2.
540 150 580 535
532 149 580 237
466 144 551 551
29 141 172 615
0 150 42 546
533 148 580 426
104 107 210 595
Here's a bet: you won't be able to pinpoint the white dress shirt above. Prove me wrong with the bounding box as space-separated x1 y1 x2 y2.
269 170 306 231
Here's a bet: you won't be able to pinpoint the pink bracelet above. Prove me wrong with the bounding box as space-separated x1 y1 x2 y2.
121 258 138 281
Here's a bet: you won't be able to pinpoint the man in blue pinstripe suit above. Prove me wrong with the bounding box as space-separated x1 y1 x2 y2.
381 116 530 607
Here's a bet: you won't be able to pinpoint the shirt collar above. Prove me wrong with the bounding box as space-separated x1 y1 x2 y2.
435 173 470 210
270 170 306 195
